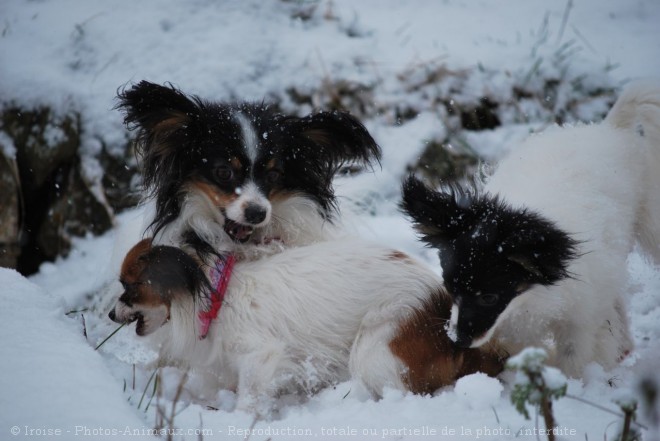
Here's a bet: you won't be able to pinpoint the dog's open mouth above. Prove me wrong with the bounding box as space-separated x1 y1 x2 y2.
119 311 147 335
224 219 254 243
112 311 147 335
133 313 147 336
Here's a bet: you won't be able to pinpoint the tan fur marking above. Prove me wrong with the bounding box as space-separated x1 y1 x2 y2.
153 112 189 136
190 180 238 208
150 113 191 158
231 157 243 170
386 250 413 263
120 238 153 284
389 289 506 394
119 239 171 310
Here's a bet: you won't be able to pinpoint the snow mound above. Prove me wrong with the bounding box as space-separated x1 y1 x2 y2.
454 372 503 411
0 268 151 439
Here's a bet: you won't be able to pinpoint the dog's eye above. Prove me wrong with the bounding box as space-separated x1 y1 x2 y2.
215 165 234 183
266 169 283 185
477 293 499 307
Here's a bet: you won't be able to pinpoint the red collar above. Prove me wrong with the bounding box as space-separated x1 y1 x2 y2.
198 254 236 339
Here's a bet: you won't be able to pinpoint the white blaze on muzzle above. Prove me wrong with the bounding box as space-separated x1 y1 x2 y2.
225 181 272 227
447 303 459 343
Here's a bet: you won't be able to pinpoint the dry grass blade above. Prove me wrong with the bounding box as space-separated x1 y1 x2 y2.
94 323 125 350
138 368 158 410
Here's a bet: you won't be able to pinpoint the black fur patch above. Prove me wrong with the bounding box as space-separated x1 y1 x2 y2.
401 175 579 346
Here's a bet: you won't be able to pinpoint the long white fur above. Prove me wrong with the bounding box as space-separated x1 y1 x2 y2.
146 238 442 413
473 80 660 377
234 112 260 162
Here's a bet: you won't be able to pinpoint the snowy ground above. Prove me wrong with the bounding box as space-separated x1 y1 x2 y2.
2 1 660 440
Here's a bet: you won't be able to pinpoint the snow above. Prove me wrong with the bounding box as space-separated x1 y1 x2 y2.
2 0 660 440
542 367 569 394
0 131 16 157
0 268 151 440
454 373 504 411
507 347 551 373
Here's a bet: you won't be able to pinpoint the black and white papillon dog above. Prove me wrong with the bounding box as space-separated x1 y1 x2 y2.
117 80 381 260
402 80 660 377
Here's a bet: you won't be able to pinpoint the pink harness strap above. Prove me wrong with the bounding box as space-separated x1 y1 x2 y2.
198 254 236 339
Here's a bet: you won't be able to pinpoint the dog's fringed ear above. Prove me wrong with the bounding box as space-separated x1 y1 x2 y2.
400 175 470 248
121 239 209 302
116 81 203 192
285 110 382 173
507 254 545 280
401 175 579 286
144 245 211 302
502 213 579 286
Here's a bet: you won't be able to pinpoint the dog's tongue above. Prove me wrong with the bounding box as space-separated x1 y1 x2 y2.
225 220 254 242
232 225 253 241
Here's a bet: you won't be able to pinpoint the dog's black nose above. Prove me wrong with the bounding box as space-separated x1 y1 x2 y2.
244 203 268 224
108 309 117 322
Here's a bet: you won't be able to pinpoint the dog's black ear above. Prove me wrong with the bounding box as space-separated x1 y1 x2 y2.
117 81 199 134
273 111 381 219
401 175 578 287
502 212 579 286
116 81 203 190
400 175 470 248
283 111 381 173
144 245 210 301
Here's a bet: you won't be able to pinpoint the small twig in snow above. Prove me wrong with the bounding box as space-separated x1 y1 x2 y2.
556 0 574 45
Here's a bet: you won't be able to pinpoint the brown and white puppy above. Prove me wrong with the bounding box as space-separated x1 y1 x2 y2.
109 238 506 413
108 239 208 336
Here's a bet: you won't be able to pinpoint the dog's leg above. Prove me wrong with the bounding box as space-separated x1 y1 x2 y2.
552 309 629 377
614 297 634 359
349 318 408 398
637 198 660 265
595 297 634 365
551 318 597 378
234 345 286 415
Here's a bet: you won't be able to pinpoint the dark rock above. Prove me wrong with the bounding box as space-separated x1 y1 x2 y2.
1 107 116 275
99 144 140 211
445 97 501 131
409 138 479 186
0 149 20 269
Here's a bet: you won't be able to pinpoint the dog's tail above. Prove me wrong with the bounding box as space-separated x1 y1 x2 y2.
607 79 660 262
